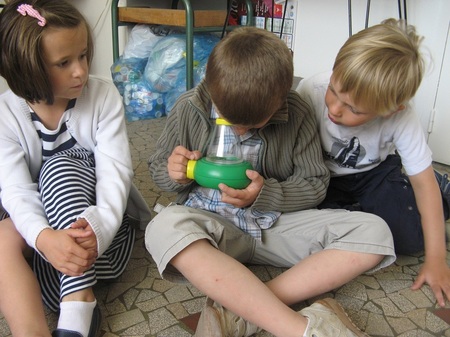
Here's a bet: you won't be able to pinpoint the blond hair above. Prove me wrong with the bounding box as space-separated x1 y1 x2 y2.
205 26 293 125
333 18 424 116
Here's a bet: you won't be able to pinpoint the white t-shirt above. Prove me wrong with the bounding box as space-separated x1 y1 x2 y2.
296 71 432 177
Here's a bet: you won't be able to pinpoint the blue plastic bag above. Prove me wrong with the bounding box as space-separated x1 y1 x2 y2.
111 31 220 120
123 80 166 121
111 57 148 96
144 34 220 94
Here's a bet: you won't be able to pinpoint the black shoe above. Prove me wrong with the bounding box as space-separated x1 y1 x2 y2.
52 304 101 337
52 330 82 337
88 304 102 337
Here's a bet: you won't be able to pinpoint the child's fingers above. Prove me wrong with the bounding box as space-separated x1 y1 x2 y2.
66 228 94 239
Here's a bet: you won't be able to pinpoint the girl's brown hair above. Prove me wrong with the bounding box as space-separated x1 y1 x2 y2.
0 0 93 104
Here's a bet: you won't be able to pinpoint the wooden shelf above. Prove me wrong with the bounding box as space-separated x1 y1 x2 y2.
118 7 228 27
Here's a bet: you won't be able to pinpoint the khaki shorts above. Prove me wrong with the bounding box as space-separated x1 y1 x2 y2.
145 205 395 283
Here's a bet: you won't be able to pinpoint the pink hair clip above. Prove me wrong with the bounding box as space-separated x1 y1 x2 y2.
17 4 47 27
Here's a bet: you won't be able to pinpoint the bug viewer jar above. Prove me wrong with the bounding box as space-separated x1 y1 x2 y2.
186 118 253 189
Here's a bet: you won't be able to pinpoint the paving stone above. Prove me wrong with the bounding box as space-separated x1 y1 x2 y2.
357 275 381 289
373 297 407 317
135 289 161 303
123 287 140 310
399 288 434 308
187 284 204 297
0 318 11 337
379 279 414 294
386 316 417 335
107 308 146 332
106 282 139 303
248 264 272 282
387 292 417 313
147 307 179 335
165 285 194 303
135 294 169 312
337 281 368 301
121 321 151 336
105 298 127 316
425 310 449 334
366 289 387 301
152 278 175 292
166 302 190 319
135 276 155 289
363 301 384 315
396 255 420 266
155 324 192 337
365 312 395 336
397 330 435 337
407 309 428 330
182 297 206 315
347 308 370 331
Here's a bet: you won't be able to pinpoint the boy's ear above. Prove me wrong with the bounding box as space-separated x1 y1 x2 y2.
385 104 406 117
396 104 406 112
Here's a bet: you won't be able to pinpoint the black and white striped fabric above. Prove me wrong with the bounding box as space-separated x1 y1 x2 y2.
30 101 78 161
34 148 135 312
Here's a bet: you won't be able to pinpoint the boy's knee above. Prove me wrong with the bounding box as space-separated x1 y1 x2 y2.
360 213 393 242
335 211 394 250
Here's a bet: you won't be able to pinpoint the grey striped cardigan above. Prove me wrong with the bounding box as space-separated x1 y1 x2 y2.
148 80 330 213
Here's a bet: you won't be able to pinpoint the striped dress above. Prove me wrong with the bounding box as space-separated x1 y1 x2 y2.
29 101 135 312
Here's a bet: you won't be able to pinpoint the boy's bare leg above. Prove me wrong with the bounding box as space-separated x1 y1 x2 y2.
0 218 51 337
172 239 307 337
171 239 383 337
267 249 383 306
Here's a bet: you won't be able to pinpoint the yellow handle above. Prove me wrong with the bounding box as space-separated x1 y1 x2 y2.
216 118 232 126
186 160 197 179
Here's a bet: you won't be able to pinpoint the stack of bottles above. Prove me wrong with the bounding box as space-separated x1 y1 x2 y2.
111 25 220 121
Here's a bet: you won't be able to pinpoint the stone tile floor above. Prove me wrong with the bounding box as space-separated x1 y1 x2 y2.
1 116 449 337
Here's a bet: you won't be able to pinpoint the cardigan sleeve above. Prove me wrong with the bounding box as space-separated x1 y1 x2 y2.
252 92 330 213
148 86 212 203
0 91 51 251
74 78 134 257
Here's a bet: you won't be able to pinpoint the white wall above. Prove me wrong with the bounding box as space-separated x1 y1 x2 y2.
70 0 119 81
0 1 7 93
293 0 416 77
422 17 450 165
407 1 450 141
0 77 7 93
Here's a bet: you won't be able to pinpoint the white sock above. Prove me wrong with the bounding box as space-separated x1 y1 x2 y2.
57 300 97 337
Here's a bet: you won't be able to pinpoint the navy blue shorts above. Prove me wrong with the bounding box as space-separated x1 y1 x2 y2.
319 154 448 254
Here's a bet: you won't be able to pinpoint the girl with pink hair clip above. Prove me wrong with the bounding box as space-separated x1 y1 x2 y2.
0 1 151 336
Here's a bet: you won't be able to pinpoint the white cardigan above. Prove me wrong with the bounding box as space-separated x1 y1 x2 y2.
0 76 151 256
